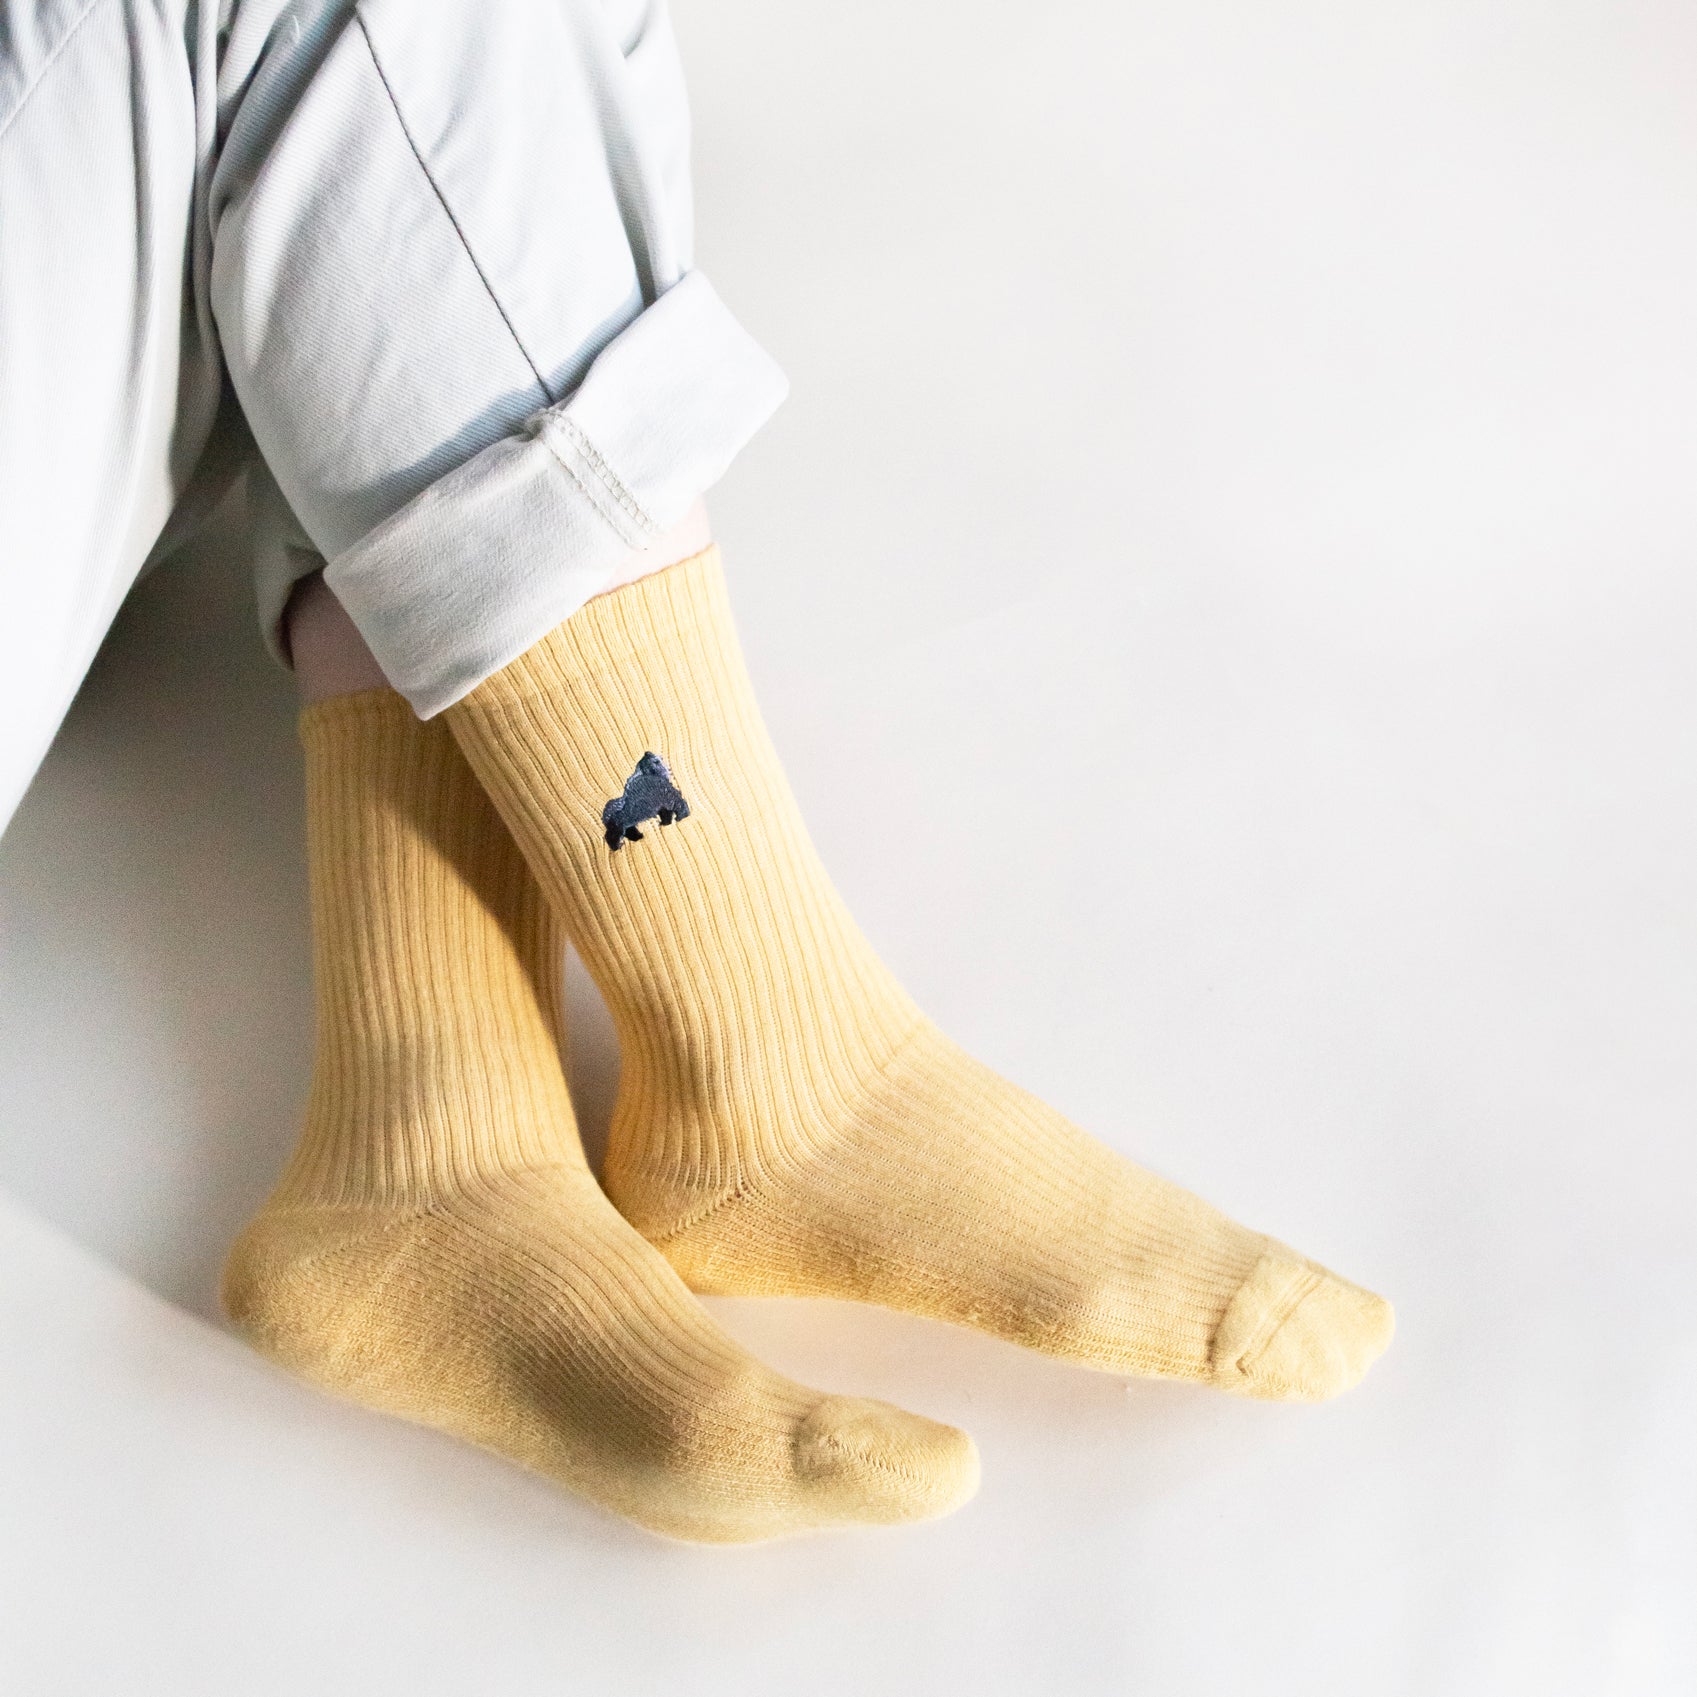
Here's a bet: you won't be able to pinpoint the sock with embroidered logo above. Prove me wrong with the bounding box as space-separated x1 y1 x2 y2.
446 551 1393 1399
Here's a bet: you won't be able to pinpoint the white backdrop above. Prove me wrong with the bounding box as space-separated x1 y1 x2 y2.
3 1 1695 1691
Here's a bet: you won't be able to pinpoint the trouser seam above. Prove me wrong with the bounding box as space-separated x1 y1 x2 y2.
532 414 658 544
0 0 114 149
354 8 553 406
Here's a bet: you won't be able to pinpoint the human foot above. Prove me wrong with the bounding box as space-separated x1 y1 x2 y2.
224 691 977 1541
615 1022 1392 1400
227 1165 979 1540
445 551 1393 1401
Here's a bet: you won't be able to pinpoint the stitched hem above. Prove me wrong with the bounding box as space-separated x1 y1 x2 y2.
529 412 658 544
325 270 787 718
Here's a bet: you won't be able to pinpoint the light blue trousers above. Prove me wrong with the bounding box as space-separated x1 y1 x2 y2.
0 0 786 826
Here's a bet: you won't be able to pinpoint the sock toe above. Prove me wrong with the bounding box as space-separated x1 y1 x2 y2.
793 1397 981 1525
1210 1247 1394 1401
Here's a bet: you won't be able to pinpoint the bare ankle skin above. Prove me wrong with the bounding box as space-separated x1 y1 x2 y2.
589 498 713 600
286 574 390 703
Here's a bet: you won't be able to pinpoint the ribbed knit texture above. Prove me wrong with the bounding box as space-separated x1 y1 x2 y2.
222 690 979 1542
448 549 1394 1400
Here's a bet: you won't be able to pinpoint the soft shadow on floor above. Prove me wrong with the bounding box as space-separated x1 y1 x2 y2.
0 494 625 1319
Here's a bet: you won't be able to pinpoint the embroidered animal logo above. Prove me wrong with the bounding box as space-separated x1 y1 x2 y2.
602 752 691 850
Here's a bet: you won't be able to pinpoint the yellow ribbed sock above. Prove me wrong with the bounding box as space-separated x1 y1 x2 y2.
222 690 978 1541
447 549 1394 1401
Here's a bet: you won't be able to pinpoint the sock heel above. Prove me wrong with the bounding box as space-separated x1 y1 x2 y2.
221 1203 436 1399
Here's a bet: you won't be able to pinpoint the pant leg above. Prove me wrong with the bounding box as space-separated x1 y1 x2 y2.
0 0 223 831
217 0 787 717
0 0 784 823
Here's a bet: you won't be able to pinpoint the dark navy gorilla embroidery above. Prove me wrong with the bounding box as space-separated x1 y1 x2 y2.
602 752 691 850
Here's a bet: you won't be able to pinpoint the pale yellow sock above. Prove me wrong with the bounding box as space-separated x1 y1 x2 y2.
222 690 978 1541
447 550 1394 1401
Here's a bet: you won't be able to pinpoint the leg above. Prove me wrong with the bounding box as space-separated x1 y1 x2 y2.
215 0 972 1529
215 0 774 714
8 0 978 1537
0 0 225 829
446 557 1395 1401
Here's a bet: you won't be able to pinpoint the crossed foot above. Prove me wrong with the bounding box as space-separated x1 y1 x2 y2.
225 552 1392 1544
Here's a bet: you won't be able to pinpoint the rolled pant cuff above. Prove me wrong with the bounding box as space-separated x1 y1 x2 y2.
322 271 787 718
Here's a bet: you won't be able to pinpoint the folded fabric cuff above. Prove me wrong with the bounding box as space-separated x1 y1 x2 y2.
322 270 787 717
